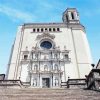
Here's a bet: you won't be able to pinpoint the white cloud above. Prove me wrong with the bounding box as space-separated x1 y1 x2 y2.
0 0 67 23
0 4 36 22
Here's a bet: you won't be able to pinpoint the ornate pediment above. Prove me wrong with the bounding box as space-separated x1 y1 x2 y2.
37 32 55 40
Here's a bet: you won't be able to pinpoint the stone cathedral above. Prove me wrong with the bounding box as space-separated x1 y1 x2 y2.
7 8 92 88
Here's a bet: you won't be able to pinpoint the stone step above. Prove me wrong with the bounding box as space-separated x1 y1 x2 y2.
0 88 100 100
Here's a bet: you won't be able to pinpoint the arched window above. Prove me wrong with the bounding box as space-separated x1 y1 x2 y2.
40 41 52 49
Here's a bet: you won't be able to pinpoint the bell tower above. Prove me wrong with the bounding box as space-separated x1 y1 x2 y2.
62 8 80 24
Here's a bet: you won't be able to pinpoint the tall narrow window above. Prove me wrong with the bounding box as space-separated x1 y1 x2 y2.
53 28 56 32
41 28 43 32
57 28 60 31
49 28 52 32
71 12 74 19
66 15 68 21
37 28 39 32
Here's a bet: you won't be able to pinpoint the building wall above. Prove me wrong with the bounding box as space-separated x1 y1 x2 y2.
7 8 93 88
72 29 92 78
7 25 92 81
7 26 23 79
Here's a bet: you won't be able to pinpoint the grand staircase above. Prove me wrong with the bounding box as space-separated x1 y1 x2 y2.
0 88 100 100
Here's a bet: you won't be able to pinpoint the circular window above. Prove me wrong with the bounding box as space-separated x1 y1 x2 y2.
40 41 52 49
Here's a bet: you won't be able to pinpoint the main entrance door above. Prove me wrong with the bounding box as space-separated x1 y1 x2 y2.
42 78 50 88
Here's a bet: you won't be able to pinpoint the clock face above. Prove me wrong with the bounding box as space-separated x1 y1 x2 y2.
40 41 52 49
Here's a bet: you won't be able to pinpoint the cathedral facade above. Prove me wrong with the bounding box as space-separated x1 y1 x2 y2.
7 8 92 88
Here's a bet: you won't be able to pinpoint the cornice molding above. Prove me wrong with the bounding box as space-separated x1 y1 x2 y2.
37 32 55 40
22 22 85 32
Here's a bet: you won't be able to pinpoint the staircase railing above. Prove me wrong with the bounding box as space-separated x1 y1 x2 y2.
61 79 86 88
67 79 86 88
61 81 67 88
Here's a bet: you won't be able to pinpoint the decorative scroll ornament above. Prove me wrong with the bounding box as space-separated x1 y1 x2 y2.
37 32 55 40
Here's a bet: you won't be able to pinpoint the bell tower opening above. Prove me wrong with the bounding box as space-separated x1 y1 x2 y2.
62 8 80 24
71 12 75 20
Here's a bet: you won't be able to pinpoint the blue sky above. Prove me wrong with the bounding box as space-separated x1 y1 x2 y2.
0 0 100 74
